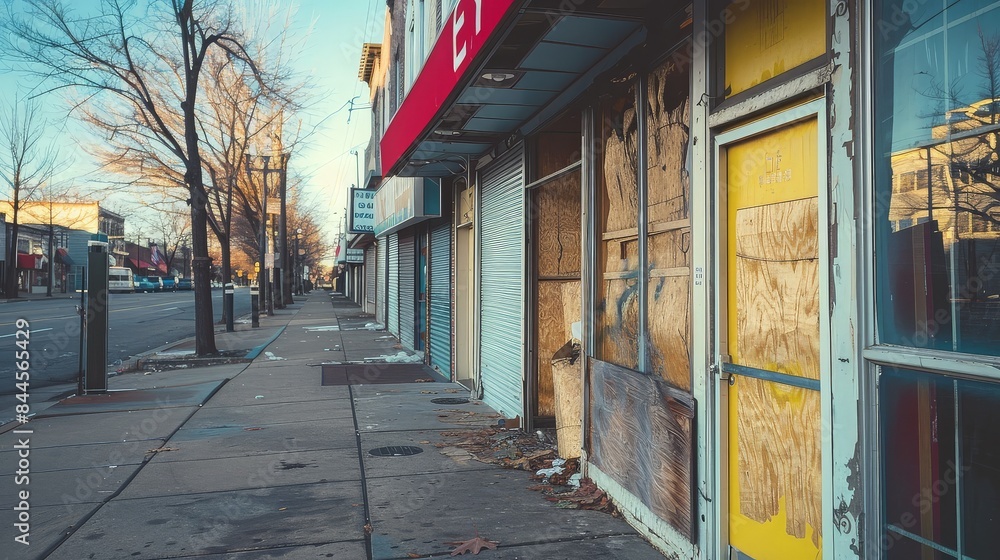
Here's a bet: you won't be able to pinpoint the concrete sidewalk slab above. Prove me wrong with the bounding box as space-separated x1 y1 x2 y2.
47 482 366 560
36 380 225 417
360 429 493 478
165 418 358 461
190 541 368 559
2 502 95 560
0 408 193 449
119 448 361 499
0 462 142 507
353 385 501 433
204 383 350 407
367 468 637 560
182 400 355 428
0 440 148 473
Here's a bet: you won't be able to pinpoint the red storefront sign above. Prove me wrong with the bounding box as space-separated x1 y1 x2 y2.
380 0 520 176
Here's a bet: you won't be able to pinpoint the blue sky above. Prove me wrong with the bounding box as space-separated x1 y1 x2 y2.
0 0 384 258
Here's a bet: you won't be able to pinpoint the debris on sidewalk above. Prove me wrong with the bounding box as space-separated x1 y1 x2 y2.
264 351 286 361
438 426 619 517
304 325 340 332
383 351 423 363
446 526 499 556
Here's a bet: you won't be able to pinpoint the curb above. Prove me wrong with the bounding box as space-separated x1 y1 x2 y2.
244 325 288 360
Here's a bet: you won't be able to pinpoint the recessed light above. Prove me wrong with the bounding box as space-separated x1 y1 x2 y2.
433 129 462 136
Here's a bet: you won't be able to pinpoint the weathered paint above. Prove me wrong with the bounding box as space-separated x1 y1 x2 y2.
827 0 863 558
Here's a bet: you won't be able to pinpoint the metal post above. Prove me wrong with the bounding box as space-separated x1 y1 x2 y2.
294 232 301 295
224 282 234 332
85 241 109 393
250 283 260 328
280 153 292 306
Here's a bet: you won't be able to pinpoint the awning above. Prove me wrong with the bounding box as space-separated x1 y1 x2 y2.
54 247 75 267
380 0 676 178
128 257 155 270
17 253 43 270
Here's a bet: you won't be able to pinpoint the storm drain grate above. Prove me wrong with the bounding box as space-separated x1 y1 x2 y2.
368 445 424 457
430 397 469 405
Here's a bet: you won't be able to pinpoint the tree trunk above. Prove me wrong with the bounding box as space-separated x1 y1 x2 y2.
190 190 218 355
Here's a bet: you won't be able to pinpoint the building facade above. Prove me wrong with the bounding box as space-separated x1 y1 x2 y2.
358 1 1000 558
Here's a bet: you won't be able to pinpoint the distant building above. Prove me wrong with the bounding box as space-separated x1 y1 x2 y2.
0 201 125 292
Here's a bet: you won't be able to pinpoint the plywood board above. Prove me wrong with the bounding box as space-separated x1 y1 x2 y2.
600 94 639 234
536 281 564 417
599 276 640 370
647 57 690 226
735 198 820 379
732 375 822 548
537 132 581 178
589 358 695 540
535 174 582 278
648 276 691 391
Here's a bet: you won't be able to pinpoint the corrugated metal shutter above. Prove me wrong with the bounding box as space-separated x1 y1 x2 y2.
388 233 399 337
365 245 376 314
429 221 451 376
398 234 416 349
479 145 524 418
376 240 387 325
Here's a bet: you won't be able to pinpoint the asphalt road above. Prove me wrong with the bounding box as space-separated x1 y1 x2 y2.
0 287 252 395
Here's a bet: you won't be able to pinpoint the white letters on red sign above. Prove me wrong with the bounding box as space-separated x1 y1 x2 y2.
452 0 484 72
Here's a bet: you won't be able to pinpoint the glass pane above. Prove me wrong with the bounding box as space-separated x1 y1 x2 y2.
596 83 639 369
874 0 1000 356
958 378 1000 557
646 54 692 390
880 367 958 555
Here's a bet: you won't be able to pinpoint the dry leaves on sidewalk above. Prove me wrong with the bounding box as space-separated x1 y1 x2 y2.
446 535 499 555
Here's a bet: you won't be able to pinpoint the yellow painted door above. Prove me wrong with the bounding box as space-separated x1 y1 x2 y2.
724 117 822 559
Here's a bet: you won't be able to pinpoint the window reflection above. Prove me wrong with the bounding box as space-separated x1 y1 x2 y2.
875 0 1000 356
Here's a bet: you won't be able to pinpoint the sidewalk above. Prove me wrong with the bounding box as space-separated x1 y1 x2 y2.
0 292 667 560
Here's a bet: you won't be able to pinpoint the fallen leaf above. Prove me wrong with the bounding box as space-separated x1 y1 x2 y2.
244 427 263 431
446 536 499 556
407 554 421 559
364 523 373 534
419 440 431 444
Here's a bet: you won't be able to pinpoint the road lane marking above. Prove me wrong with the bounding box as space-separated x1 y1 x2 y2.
0 327 52 338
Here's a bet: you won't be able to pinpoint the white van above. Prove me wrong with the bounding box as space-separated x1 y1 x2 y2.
109 266 135 293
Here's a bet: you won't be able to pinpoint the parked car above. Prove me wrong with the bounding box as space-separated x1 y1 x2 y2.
161 276 178 291
177 277 192 290
149 276 164 292
134 276 158 293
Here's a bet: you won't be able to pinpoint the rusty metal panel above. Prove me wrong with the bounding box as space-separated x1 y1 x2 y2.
588 357 696 540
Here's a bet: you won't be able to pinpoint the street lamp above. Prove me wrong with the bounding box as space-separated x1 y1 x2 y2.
244 152 287 318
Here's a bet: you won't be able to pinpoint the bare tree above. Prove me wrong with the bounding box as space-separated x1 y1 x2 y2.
0 96 62 298
3 0 276 354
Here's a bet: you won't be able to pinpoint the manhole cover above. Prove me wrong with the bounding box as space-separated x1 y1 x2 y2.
430 397 470 405
368 446 424 457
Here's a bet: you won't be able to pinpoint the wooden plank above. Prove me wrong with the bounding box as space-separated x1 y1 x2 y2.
650 218 691 235
588 358 696 540
734 375 822 547
650 267 689 278
646 57 690 226
735 198 820 380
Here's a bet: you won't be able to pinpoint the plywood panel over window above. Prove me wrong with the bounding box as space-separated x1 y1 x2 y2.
646 57 692 391
723 0 826 98
597 85 640 369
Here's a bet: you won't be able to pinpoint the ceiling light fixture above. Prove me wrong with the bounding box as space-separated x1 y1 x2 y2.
481 72 515 82
433 129 462 136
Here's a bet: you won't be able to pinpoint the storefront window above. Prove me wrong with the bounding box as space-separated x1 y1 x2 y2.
646 56 692 390
596 83 640 369
874 0 1000 356
880 366 1000 558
